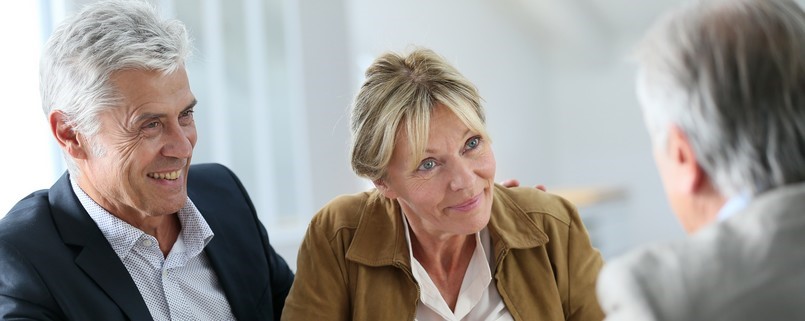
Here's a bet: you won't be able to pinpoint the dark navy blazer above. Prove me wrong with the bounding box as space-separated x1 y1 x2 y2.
0 163 294 320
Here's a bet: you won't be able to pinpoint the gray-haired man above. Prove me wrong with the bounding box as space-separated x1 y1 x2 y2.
597 0 805 320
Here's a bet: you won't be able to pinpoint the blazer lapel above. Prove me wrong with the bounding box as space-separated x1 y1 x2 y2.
49 173 153 321
194 201 256 319
184 163 271 319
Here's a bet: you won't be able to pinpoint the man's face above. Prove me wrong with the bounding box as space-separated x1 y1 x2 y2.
652 144 694 231
76 68 197 222
638 71 703 233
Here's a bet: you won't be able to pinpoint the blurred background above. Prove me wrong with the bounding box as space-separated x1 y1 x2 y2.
2 0 742 270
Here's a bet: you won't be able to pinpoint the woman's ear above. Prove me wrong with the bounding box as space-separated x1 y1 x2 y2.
373 179 398 199
50 110 88 160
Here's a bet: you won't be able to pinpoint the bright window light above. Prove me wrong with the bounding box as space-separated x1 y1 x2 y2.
0 1 59 217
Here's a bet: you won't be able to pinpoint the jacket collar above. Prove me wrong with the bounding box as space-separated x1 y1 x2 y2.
345 191 410 267
345 185 549 268
49 172 153 321
487 185 550 260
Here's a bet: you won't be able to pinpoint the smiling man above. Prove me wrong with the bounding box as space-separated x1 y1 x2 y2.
0 1 293 320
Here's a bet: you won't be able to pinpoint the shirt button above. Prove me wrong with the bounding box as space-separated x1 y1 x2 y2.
142 239 153 247
162 270 168 277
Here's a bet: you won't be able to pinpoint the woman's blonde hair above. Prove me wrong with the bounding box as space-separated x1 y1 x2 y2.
350 48 488 181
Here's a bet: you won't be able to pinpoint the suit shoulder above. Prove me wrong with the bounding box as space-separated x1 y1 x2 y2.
189 163 235 183
598 241 701 321
603 243 677 279
190 162 228 172
494 185 575 225
1 190 51 236
0 190 60 257
187 163 246 197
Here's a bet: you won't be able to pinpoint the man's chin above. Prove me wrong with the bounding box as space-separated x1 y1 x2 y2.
148 197 187 216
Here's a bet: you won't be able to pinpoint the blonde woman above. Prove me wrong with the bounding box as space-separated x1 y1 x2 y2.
282 48 603 321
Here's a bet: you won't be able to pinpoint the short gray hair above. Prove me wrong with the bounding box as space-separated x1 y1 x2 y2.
636 0 805 197
40 0 191 176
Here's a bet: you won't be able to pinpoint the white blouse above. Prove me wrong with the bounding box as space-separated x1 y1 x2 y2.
402 213 515 321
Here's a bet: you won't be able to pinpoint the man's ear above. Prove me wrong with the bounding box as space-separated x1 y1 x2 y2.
667 125 706 194
373 178 398 199
49 110 88 160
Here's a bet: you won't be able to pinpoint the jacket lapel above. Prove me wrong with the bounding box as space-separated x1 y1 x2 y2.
345 191 410 268
345 187 550 268
191 190 256 319
488 186 549 260
49 173 153 321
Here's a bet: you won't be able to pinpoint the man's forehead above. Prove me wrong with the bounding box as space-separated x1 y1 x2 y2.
108 68 193 103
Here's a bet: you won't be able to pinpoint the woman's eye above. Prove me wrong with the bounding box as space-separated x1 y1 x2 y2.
418 159 436 171
465 136 481 150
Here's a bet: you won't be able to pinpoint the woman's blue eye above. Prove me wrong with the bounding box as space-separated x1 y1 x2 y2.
465 136 480 149
418 159 436 171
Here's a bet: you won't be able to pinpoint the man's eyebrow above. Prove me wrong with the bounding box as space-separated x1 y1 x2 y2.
133 112 163 125
132 99 198 125
184 99 197 111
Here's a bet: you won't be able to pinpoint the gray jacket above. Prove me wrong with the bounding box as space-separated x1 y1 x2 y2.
597 182 805 321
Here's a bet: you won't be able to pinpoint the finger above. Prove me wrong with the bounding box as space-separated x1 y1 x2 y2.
500 179 520 188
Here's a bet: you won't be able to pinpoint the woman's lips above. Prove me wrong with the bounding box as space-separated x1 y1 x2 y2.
450 193 482 212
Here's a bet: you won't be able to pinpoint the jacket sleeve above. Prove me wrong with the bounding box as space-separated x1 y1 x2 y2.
566 207 605 321
217 163 295 320
281 214 350 321
260 223 294 320
596 258 658 321
0 240 62 320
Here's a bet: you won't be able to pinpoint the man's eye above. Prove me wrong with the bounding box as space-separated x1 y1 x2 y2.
143 121 160 129
418 159 436 171
179 109 195 125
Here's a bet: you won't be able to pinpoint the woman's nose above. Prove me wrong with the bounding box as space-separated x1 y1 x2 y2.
449 159 475 191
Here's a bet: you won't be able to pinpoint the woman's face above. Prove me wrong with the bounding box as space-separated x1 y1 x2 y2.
376 105 496 240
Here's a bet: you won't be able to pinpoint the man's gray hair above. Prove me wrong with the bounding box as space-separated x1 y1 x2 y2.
40 0 191 176
636 0 805 197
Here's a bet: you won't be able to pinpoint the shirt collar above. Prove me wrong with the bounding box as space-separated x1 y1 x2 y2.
400 211 492 270
69 176 214 259
716 191 751 221
401 211 494 319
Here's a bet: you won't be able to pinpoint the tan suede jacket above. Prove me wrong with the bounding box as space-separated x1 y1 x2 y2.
282 185 604 321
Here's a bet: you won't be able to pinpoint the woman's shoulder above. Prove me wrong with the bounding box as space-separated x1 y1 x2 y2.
493 184 577 226
310 188 387 231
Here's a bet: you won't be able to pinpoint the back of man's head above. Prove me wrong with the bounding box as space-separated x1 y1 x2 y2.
40 0 191 176
636 0 805 198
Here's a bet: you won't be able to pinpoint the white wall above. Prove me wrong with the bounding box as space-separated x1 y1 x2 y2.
544 54 684 254
296 0 363 210
0 0 61 216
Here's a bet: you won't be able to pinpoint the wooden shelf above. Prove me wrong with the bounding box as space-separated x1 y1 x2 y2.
550 186 626 208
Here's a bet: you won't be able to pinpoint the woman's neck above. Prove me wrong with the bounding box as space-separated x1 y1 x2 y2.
409 224 477 311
